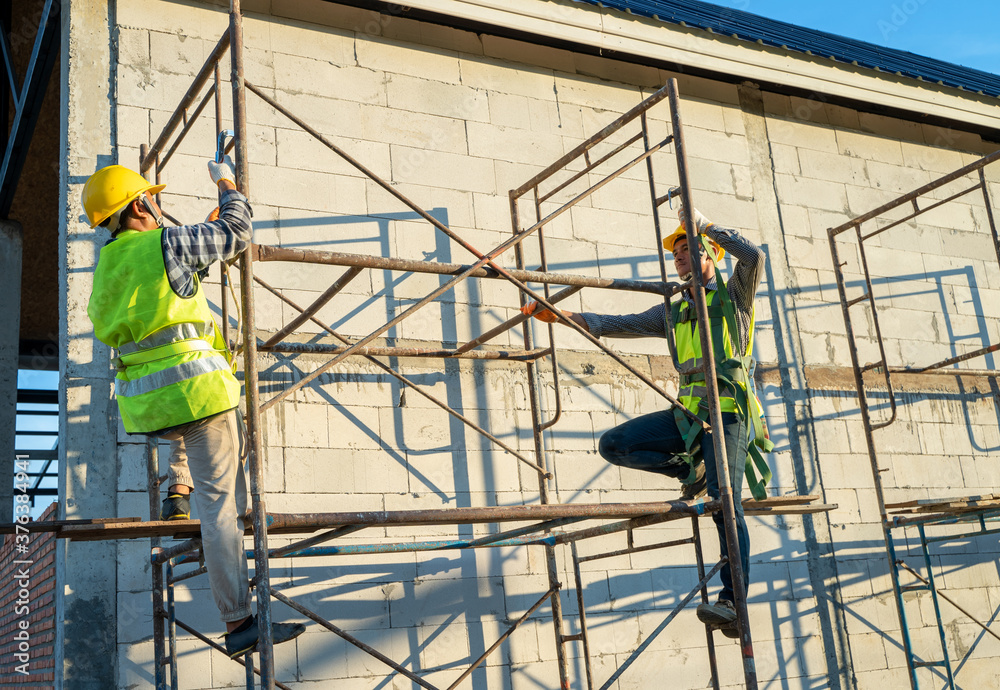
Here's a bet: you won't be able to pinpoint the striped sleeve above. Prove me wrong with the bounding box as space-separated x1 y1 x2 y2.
162 189 254 298
704 223 764 353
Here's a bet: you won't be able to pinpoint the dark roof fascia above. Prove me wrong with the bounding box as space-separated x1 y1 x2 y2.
317 0 1000 143
574 0 1000 99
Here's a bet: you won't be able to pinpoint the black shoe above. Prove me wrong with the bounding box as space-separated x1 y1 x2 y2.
160 494 191 521
680 463 707 501
697 598 737 626
223 615 306 659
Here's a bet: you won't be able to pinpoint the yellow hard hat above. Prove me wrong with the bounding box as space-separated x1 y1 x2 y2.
662 224 725 262
81 165 166 228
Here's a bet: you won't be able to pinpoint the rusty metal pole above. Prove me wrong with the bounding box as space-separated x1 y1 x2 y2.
215 61 230 348
691 516 721 690
145 435 167 690
570 543 595 690
828 233 918 690
140 144 168 690
229 1 275 687
667 79 757 688
166 559 179 686
510 194 570 688
644 101 721 690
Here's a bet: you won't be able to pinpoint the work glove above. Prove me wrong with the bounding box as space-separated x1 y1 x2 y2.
667 186 712 234
207 159 236 186
520 301 560 324
206 207 220 222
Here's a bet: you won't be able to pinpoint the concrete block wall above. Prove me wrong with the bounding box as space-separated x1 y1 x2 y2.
763 89 1000 690
98 0 1000 688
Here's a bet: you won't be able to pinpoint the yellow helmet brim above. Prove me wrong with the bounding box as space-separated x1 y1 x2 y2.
82 165 166 228
662 224 725 263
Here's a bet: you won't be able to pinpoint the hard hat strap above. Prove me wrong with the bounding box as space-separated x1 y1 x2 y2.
103 208 125 235
140 193 164 228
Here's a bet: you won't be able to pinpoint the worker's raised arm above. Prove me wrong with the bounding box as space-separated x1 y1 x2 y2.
161 160 254 297
676 198 764 313
703 223 765 312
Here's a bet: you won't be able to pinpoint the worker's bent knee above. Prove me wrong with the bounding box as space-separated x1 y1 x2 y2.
598 432 627 465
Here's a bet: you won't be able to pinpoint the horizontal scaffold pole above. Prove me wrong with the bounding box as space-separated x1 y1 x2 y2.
254 244 677 295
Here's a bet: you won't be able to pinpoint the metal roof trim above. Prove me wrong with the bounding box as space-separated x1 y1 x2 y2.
569 0 1000 98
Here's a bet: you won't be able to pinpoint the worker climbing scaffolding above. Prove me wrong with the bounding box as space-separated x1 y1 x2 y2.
82 160 305 658
523 190 773 638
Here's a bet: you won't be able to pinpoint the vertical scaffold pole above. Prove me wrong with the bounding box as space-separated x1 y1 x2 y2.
215 61 230 349
166 560 179 685
141 144 168 690
229 1 274 687
145 434 167 690
828 230 917 690
667 79 757 689
510 194 570 688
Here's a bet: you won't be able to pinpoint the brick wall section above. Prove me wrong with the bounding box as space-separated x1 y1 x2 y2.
0 503 57 688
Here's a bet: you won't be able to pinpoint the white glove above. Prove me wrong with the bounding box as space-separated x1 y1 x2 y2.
677 203 712 234
207 159 236 186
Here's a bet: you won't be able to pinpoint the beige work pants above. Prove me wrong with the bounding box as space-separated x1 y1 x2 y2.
161 408 252 623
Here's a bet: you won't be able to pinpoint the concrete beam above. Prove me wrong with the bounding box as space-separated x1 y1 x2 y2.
738 82 855 689
57 1 117 688
0 220 22 523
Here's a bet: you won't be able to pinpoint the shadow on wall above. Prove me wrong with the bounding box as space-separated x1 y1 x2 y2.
202 207 1000 687
155 523 1000 688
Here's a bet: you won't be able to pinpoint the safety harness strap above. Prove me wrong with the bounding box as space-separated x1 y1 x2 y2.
667 235 773 500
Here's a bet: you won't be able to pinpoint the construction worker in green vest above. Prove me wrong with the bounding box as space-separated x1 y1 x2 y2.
83 161 304 658
522 194 771 637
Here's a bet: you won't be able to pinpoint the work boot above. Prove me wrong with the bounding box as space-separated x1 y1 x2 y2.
224 615 306 659
718 621 740 639
160 493 191 521
680 462 707 501
697 598 737 626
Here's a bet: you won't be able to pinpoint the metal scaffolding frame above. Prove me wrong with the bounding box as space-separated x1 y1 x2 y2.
26 2 831 688
828 150 1000 690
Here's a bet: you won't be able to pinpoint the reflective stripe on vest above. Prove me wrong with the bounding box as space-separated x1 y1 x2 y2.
115 338 219 369
116 354 233 398
117 321 215 355
679 384 709 401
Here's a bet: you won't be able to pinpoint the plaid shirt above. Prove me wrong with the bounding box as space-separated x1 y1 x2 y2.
580 223 765 354
162 189 254 297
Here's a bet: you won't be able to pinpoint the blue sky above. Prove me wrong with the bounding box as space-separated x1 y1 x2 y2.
16 369 59 518
717 0 1000 75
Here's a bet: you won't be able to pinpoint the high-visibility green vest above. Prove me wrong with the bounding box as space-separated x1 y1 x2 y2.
668 241 773 500
673 291 745 416
87 229 241 434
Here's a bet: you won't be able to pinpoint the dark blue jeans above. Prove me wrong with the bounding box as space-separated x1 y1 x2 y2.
598 410 749 603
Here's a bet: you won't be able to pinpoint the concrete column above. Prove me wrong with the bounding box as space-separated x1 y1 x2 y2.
0 220 22 523
737 82 856 690
57 1 117 688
